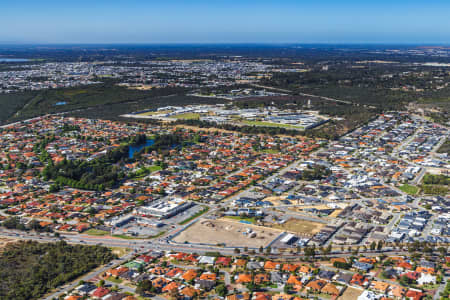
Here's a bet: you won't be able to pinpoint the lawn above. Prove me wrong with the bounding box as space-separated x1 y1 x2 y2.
170 112 200 120
84 229 110 236
112 234 140 240
130 165 162 179
148 165 163 172
61 89 88 97
113 231 166 239
420 283 440 290
107 276 123 284
225 216 257 224
261 149 280 154
398 184 419 195
242 120 305 130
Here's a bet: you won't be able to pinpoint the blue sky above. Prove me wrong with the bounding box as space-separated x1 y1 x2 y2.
1 0 449 44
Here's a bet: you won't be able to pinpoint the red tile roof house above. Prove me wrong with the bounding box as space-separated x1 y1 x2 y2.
396 261 413 270
253 273 270 285
350 273 369 288
90 287 110 298
402 272 420 282
182 269 198 282
136 254 154 263
106 266 129 277
165 268 184 279
282 263 299 273
405 289 425 300
236 274 253 284
171 252 188 261
215 256 232 267
152 277 169 292
162 281 180 293
264 261 280 271
253 292 272 300
199 272 217 282
305 279 327 293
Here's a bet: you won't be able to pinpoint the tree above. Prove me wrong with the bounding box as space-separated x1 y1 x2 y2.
323 244 332 255
136 279 153 296
259 246 263 253
304 246 316 259
399 275 415 287
437 246 447 257
333 261 351 269
370 241 376 251
216 284 227 297
234 248 240 254
49 184 60 193
246 282 256 292
377 240 383 251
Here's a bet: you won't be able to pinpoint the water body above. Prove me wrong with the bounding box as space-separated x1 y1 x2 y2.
0 58 29 62
128 139 154 158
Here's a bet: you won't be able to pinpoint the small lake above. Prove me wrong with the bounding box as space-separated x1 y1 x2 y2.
129 139 154 158
0 58 29 62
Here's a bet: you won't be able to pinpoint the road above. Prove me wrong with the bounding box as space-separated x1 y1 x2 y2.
434 276 449 300
249 83 353 105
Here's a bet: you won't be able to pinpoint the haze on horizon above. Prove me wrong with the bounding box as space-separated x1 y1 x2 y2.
1 0 450 45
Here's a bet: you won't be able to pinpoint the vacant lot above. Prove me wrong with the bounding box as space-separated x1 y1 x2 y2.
264 196 287 206
0 238 16 252
174 218 282 248
338 286 363 300
271 218 325 237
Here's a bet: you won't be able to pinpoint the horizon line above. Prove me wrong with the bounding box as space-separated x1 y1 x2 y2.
1 42 450 46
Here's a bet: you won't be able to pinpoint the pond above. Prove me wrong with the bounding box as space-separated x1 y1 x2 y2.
128 139 154 158
0 58 29 62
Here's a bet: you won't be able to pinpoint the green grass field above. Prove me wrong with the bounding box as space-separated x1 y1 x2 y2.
399 184 419 195
242 120 304 129
261 149 280 154
84 229 110 236
225 216 257 224
148 165 163 172
170 112 200 120
107 276 123 284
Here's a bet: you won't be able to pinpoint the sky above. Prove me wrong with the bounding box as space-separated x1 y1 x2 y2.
1 0 450 44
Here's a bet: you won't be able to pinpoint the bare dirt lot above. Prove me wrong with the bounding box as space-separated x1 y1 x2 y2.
338 286 363 300
271 218 325 237
0 237 16 252
173 218 283 248
264 196 287 206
